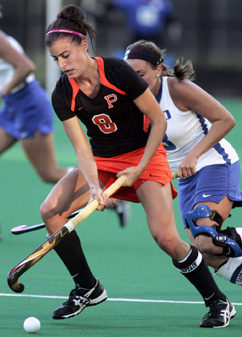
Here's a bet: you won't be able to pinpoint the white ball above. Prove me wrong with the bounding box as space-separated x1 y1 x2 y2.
23 317 41 333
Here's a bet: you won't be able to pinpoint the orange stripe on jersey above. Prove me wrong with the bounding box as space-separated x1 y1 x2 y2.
143 115 150 132
94 57 127 95
68 78 80 111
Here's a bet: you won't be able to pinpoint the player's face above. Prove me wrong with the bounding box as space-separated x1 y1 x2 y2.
48 38 88 78
126 59 161 96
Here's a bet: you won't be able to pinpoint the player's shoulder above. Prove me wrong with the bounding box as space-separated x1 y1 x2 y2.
53 74 72 96
101 56 137 81
101 56 128 73
102 56 124 66
167 76 195 97
55 73 70 89
52 74 73 106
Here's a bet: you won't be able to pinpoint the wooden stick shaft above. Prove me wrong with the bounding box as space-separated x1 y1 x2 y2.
171 171 178 179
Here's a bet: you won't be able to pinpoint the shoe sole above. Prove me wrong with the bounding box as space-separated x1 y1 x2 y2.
52 289 108 320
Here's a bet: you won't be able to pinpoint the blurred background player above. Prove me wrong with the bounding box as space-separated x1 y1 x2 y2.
110 0 181 66
0 30 70 183
112 0 175 46
124 39 242 286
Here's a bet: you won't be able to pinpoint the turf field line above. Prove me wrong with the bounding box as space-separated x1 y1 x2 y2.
1 293 242 306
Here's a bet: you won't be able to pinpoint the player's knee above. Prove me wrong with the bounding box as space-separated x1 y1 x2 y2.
40 201 48 222
38 171 56 184
40 200 55 223
153 231 181 258
40 176 53 183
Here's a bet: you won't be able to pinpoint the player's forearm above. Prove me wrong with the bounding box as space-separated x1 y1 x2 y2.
138 119 165 172
76 151 100 188
1 61 35 95
189 119 235 161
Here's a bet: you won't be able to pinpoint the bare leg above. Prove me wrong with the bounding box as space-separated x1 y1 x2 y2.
21 131 68 183
40 167 90 234
40 167 98 294
0 127 18 153
136 181 190 260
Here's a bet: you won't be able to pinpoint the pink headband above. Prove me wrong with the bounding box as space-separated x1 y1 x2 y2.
46 29 86 39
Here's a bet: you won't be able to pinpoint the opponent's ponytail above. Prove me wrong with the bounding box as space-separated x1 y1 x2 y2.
126 40 195 81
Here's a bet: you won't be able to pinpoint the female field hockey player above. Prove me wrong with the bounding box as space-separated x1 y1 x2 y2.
41 4 235 328
124 39 242 290
0 29 127 226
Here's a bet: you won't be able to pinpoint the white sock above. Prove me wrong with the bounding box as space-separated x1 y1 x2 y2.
215 257 242 285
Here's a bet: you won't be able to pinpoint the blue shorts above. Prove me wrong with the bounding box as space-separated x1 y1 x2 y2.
178 162 242 228
0 80 54 139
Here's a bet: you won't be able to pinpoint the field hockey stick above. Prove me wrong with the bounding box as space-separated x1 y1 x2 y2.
7 175 127 293
11 171 178 236
11 209 81 235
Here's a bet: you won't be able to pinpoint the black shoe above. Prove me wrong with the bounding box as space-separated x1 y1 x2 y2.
200 299 236 328
113 201 130 227
52 279 108 319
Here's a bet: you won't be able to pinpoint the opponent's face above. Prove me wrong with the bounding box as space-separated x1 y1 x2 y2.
48 38 88 78
126 59 161 96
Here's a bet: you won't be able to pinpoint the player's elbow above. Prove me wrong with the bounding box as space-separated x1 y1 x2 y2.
26 60 36 74
225 114 236 133
21 58 36 77
229 114 236 128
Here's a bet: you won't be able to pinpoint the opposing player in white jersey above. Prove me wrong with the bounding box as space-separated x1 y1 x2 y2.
124 40 242 289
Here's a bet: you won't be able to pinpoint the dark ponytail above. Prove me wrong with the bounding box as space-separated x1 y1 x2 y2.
126 40 195 82
45 5 96 49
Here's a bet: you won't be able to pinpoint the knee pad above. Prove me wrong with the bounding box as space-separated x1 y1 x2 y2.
185 204 242 257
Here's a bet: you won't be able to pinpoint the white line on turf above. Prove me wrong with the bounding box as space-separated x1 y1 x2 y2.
0 293 242 305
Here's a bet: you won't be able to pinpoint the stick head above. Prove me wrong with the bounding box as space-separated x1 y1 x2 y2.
8 271 24 293
11 224 45 235
11 225 29 235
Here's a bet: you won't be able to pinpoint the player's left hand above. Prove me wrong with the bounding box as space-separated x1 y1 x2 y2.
117 166 143 187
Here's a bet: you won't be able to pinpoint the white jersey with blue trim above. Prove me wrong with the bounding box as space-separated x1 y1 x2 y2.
159 76 239 172
0 35 34 93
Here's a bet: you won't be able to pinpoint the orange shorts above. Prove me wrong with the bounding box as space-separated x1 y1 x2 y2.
95 144 177 203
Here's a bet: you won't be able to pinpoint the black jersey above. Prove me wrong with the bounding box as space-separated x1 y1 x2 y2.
52 56 149 157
